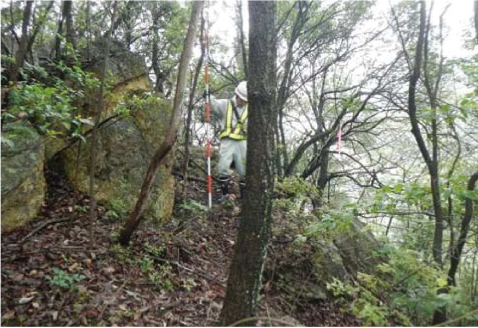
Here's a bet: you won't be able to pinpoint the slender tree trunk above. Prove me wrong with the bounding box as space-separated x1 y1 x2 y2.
183 15 205 180
407 1 444 267
86 1 91 60
88 1 117 248
55 1 66 61
275 2 307 177
314 149 329 208
118 1 204 246
447 171 478 286
64 1 75 49
151 4 165 94
236 0 248 79
474 0 478 43
10 1 33 82
27 1 54 59
219 1 277 325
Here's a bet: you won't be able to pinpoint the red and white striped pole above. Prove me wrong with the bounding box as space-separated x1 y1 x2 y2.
203 3 212 208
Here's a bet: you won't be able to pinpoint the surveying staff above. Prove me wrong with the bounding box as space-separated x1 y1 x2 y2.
208 81 248 200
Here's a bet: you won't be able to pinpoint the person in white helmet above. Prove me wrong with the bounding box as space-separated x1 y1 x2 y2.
208 81 248 200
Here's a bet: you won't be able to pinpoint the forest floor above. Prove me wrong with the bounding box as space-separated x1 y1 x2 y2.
1 164 357 326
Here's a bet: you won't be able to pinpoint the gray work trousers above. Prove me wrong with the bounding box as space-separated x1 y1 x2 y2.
218 138 247 180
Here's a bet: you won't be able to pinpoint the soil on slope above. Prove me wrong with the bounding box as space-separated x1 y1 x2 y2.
1 162 357 326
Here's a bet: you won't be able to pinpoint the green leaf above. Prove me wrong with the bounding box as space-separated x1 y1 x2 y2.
458 190 478 201
61 122 71 130
436 277 447 288
78 118 94 126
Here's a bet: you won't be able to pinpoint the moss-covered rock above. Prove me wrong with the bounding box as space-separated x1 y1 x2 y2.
61 96 175 223
44 136 67 162
1 124 46 232
269 216 382 302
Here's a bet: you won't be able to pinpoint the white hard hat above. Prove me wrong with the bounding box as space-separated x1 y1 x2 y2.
235 81 248 102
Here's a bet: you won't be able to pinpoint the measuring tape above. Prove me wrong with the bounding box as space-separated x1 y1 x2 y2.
203 3 212 208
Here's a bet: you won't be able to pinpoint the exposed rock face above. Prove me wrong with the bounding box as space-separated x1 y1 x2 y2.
57 41 176 224
269 216 382 302
84 39 147 82
333 219 381 275
61 95 175 223
1 124 46 232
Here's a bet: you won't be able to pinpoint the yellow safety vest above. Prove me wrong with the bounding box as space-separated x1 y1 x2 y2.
219 101 248 140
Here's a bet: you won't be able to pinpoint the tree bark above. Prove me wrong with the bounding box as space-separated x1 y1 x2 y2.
406 1 444 267
151 3 165 94
474 0 478 43
236 0 248 79
88 1 117 248
26 1 54 59
447 171 478 286
118 1 204 246
64 1 75 49
55 1 66 61
10 1 33 82
183 15 205 180
219 1 277 325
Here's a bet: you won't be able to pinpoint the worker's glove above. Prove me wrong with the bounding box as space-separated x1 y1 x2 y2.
202 89 209 100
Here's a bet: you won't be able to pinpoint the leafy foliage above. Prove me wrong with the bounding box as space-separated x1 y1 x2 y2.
2 58 99 143
46 268 86 291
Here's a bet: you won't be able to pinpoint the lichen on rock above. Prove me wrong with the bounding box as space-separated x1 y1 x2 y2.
61 94 175 224
1 124 46 232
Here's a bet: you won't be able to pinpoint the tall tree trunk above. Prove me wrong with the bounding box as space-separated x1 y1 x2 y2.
86 1 91 60
64 1 75 49
474 0 478 43
275 2 308 177
118 1 204 246
151 4 165 94
88 1 117 248
55 1 66 61
183 15 205 180
219 1 277 325
315 149 329 208
447 171 478 286
10 1 33 82
406 1 444 267
236 0 248 79
27 1 54 59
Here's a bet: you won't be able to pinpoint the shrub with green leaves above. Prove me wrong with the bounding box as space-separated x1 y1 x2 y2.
177 199 209 214
46 268 85 290
326 245 478 326
2 58 101 145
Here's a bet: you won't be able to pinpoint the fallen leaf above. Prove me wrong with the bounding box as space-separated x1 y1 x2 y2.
18 296 34 304
103 266 115 274
210 302 221 310
118 304 127 311
68 262 79 272
83 259 93 268
2 311 15 321
134 310 142 321
32 302 40 309
12 273 24 281
84 309 100 318
205 290 216 299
